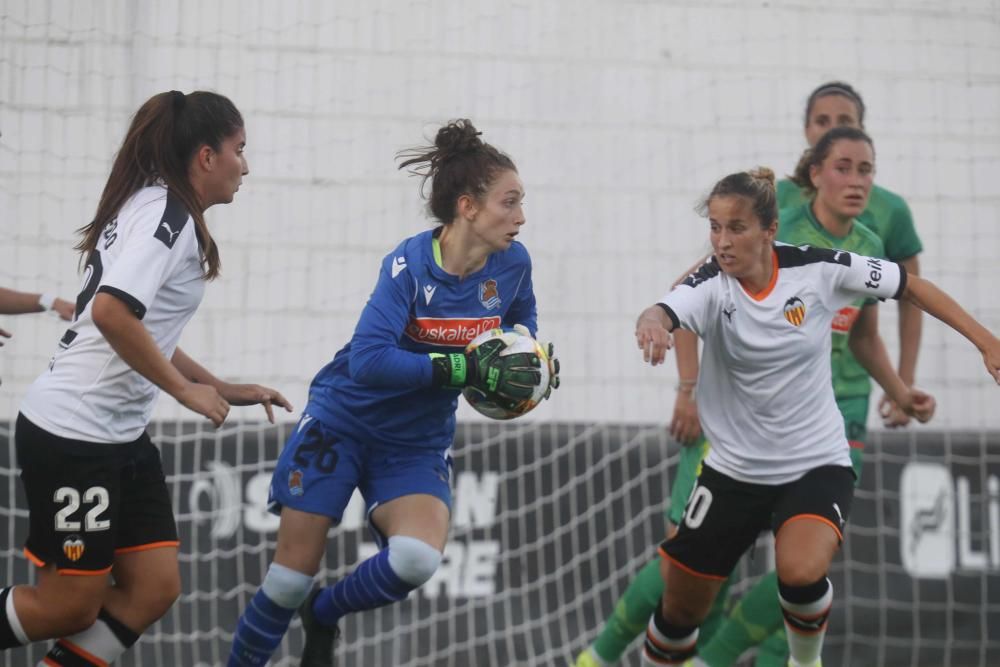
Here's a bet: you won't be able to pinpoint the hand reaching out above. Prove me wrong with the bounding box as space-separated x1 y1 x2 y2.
52 297 75 321
219 383 294 424
878 394 911 428
635 317 673 366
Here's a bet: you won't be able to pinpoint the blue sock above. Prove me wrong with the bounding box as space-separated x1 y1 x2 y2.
312 547 414 626
228 589 298 667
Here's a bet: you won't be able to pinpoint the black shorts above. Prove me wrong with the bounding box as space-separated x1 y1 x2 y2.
15 413 179 575
661 463 855 579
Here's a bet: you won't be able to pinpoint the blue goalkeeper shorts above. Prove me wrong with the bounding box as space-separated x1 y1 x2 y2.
268 412 453 544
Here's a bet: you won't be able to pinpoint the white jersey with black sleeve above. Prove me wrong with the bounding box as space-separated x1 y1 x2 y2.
658 244 907 485
20 185 206 444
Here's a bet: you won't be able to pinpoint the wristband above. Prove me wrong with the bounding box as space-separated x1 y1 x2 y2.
38 292 56 311
430 352 468 388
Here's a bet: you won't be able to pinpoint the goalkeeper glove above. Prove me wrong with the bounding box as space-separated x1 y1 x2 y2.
430 338 542 401
512 324 560 400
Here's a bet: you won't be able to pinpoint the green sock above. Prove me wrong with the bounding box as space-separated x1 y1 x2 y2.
753 626 788 667
698 570 784 667
588 557 740 663
591 557 664 662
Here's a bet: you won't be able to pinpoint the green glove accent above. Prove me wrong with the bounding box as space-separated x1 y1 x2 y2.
466 337 542 402
429 352 468 388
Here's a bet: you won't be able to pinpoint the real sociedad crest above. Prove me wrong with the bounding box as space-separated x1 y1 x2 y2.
479 279 501 310
783 296 806 326
289 469 305 496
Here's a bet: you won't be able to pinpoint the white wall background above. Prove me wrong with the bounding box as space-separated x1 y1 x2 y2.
1 0 999 428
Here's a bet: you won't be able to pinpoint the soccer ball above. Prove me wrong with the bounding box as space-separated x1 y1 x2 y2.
462 328 552 420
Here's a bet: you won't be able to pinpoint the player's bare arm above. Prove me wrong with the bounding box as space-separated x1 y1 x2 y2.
92 293 230 426
878 254 924 422
172 348 292 423
848 304 935 423
901 275 1000 384
670 329 702 444
896 254 923 386
666 259 707 444
0 287 74 321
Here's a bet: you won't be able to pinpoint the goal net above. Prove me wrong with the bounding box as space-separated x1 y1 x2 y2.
2 0 999 665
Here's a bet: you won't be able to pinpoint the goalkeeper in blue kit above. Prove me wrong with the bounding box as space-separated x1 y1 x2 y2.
228 119 559 667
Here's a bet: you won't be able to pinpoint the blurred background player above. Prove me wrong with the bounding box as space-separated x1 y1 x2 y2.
227 119 559 667
778 81 924 425
0 90 291 667
634 166 996 667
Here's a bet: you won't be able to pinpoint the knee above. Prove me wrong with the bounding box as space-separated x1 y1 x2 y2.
387 535 442 587
776 560 827 587
260 562 314 609
38 595 101 637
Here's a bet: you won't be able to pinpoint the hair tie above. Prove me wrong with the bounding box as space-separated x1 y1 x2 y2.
811 83 859 104
171 90 186 113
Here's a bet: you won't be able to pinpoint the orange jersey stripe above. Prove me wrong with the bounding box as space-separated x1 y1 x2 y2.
779 513 844 542
114 540 180 555
57 567 112 577
657 546 728 581
23 547 46 568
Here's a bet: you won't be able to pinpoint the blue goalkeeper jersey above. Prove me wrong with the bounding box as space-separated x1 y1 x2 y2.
305 228 538 450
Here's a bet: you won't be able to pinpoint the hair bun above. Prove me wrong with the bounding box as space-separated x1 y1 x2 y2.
434 119 483 154
748 166 776 188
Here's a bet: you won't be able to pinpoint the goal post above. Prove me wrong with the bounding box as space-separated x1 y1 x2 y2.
3 423 999 666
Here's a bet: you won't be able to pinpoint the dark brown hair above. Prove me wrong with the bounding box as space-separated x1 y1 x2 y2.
76 90 244 279
805 81 866 128
790 126 874 197
699 167 778 229
396 119 516 224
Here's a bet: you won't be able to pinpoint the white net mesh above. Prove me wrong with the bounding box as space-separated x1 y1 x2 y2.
2 1 1000 665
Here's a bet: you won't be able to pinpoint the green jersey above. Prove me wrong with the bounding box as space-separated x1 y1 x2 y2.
777 179 923 262
777 202 887 399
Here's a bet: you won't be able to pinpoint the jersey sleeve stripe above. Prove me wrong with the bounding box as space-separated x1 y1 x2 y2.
114 540 181 555
96 285 147 319
774 243 851 268
656 302 680 331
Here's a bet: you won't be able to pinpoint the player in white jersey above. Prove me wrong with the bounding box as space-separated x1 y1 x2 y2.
633 168 1000 667
0 90 292 667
